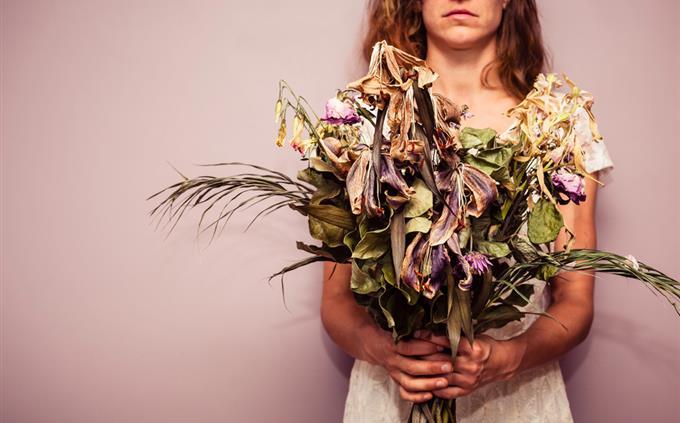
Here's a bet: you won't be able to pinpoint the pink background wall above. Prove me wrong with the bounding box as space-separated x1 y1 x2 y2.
2 1 678 422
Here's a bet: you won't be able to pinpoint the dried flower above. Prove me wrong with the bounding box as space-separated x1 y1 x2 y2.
551 168 586 204
275 118 286 147
464 252 492 275
321 97 361 125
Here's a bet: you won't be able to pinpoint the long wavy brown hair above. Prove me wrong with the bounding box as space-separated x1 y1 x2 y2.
362 0 551 101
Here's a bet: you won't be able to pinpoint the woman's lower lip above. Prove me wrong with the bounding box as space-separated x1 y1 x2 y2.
446 12 475 18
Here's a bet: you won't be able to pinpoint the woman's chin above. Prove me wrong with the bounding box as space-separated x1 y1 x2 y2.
434 30 491 50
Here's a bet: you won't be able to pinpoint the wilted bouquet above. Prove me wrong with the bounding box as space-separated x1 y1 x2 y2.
148 41 679 422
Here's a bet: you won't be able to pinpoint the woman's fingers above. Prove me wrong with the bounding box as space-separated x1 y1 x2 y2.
442 371 478 389
413 330 451 349
399 386 433 403
389 353 453 376
394 338 444 356
388 368 450 393
418 351 454 362
432 385 471 400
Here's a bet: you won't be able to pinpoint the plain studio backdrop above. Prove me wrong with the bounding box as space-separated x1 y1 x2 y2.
2 1 679 422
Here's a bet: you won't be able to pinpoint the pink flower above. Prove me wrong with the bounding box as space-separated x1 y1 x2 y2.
321 97 361 125
551 168 586 204
464 252 492 276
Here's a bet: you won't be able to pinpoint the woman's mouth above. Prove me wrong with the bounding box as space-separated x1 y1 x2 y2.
443 8 478 18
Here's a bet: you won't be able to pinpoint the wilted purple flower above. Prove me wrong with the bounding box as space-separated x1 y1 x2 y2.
423 244 450 299
321 97 361 125
464 252 492 275
551 168 586 204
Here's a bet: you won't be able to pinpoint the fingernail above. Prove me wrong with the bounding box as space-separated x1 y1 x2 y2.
436 379 447 388
436 345 444 351
441 363 451 372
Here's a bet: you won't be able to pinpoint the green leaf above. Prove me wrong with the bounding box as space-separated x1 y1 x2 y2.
471 271 493 318
353 214 392 260
464 146 513 176
536 264 559 281
295 241 350 262
352 231 389 259
378 288 396 328
351 260 382 294
308 216 347 247
297 204 355 230
527 199 564 244
503 283 535 307
476 241 511 258
431 292 448 324
510 237 540 263
475 304 525 334
309 179 342 206
404 178 433 218
397 282 420 306
380 253 396 286
459 127 497 149
297 167 325 188
342 229 360 252
446 273 463 358
405 216 432 234
390 209 405 287
379 288 425 342
455 286 474 345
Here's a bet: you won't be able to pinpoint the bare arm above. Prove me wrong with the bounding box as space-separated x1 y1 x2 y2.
320 262 380 363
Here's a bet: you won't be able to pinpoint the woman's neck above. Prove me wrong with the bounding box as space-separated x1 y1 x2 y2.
424 35 505 105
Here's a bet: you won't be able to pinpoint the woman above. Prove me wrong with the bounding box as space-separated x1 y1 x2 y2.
321 0 613 422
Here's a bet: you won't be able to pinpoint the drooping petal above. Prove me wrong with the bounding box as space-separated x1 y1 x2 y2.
452 253 473 291
446 232 462 256
400 232 430 293
380 154 416 199
429 173 463 246
400 232 423 291
319 137 353 176
462 164 498 217
362 158 384 218
385 192 410 209
423 244 450 299
346 147 370 215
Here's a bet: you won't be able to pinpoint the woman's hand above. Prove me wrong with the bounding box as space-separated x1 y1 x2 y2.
360 324 457 404
412 330 524 399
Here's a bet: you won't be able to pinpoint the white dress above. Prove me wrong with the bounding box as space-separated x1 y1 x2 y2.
343 111 614 423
